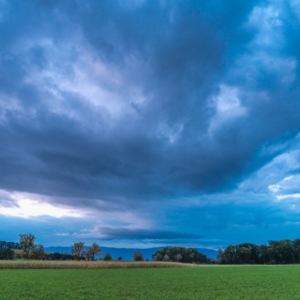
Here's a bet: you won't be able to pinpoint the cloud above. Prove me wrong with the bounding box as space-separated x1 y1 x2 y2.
0 0 266 201
0 193 83 218
93 226 203 240
0 189 17 207
1 0 300 247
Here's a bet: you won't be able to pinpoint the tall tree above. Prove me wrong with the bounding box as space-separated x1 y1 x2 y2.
71 242 85 260
19 234 35 258
86 243 101 261
31 244 45 260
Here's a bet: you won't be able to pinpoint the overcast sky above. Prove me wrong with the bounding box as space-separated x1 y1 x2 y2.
1 0 300 249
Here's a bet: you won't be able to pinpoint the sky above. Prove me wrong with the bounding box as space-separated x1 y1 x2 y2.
1 0 300 249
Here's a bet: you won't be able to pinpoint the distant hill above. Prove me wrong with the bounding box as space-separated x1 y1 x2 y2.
44 246 218 261
196 248 218 260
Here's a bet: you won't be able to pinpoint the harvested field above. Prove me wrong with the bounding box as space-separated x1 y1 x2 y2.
0 260 193 269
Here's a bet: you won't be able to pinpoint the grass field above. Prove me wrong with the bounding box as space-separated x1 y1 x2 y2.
1 265 300 299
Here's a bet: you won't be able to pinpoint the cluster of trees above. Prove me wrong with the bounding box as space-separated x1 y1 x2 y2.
0 247 15 260
152 247 210 263
44 252 74 260
0 240 22 260
1 235 151 262
8 234 300 265
0 235 103 261
71 242 101 260
0 234 45 260
70 244 144 261
19 234 45 259
0 235 104 261
218 239 300 264
0 241 22 250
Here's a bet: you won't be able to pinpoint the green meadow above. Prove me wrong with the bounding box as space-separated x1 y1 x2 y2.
1 265 300 299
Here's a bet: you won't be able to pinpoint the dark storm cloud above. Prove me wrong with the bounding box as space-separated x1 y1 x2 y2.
95 226 203 240
0 0 300 212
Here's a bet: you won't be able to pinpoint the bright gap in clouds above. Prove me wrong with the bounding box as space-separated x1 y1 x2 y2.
0 192 83 218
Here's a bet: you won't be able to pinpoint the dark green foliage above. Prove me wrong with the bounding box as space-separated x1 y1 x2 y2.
133 252 144 261
104 253 112 261
218 239 300 264
0 249 14 260
86 243 101 261
31 244 45 260
44 252 74 260
153 247 209 263
18 234 45 259
71 242 85 260
19 234 36 258
0 241 22 250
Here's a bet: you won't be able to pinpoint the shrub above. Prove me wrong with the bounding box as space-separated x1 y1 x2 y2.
104 253 112 261
0 248 14 260
133 252 144 261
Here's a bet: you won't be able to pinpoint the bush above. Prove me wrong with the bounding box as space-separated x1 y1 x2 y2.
44 252 74 260
133 252 144 261
0 248 14 260
104 253 112 261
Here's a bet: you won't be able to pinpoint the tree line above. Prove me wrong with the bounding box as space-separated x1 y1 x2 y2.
217 239 300 264
0 240 22 259
6 234 300 264
152 246 211 263
0 234 146 261
0 241 22 250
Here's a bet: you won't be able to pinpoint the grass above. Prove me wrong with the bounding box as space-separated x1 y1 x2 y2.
1 265 300 299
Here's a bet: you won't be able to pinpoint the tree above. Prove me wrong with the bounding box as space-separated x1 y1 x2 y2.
163 254 170 262
19 234 35 258
104 253 112 261
133 251 144 261
173 253 182 262
44 252 74 260
217 249 224 263
86 243 101 261
71 242 85 260
153 253 163 261
31 244 45 260
152 247 209 263
118 257 122 261
0 241 7 249
0 241 22 250
0 248 14 260
219 240 300 264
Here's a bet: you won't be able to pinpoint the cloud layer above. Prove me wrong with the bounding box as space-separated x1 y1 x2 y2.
1 0 300 247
